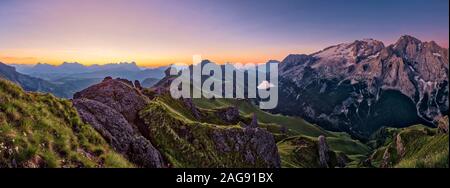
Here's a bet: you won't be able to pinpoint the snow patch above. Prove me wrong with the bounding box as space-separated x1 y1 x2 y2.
367 52 380 59
433 53 441 57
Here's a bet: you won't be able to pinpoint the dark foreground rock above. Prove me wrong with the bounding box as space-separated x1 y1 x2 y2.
211 127 280 167
73 98 165 168
73 78 149 123
73 78 165 168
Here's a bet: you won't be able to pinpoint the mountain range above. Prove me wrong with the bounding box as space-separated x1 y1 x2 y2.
275 35 449 139
13 62 166 81
0 62 72 97
4 62 166 98
0 35 448 168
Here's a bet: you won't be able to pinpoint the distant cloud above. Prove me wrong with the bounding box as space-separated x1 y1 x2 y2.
257 80 275 90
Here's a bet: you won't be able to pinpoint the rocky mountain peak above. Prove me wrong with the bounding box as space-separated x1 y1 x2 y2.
391 35 424 58
279 54 315 74
396 35 422 46
312 38 384 61
275 35 449 137
282 54 313 64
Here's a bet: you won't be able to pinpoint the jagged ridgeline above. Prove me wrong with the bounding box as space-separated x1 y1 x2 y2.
275 36 449 139
0 78 133 167
1 35 448 168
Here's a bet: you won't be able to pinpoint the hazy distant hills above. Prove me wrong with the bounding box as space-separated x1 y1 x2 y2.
0 62 71 97
13 62 166 81
16 61 141 74
141 77 160 88
8 62 166 98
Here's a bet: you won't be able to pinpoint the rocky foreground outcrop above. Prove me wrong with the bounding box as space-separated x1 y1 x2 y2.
74 77 149 124
72 77 281 168
73 98 165 168
275 35 449 137
73 78 165 167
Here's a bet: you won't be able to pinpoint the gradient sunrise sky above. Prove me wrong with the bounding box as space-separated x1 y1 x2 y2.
0 0 448 67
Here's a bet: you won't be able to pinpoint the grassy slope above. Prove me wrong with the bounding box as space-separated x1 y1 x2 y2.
192 98 371 167
277 136 321 168
193 98 329 137
369 125 448 168
277 135 352 168
0 78 132 168
139 95 272 168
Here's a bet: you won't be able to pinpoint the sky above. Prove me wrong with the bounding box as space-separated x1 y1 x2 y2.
0 0 448 67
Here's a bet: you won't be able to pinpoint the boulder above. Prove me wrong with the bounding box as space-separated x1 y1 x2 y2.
211 127 280 167
134 80 143 90
395 134 406 158
248 113 258 128
317 135 330 168
216 106 240 124
73 78 149 123
437 116 449 134
73 98 165 168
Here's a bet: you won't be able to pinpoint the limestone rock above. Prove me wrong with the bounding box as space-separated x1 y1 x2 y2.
211 127 280 167
73 78 149 123
317 135 330 168
73 98 165 168
437 116 449 134
276 35 449 137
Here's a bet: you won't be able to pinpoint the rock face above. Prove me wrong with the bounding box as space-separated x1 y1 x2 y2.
317 135 330 168
275 35 449 137
134 80 142 90
73 78 165 168
380 148 392 168
183 98 201 119
395 134 406 158
74 78 149 124
211 127 280 167
248 113 259 128
437 116 449 134
216 106 240 124
73 98 165 168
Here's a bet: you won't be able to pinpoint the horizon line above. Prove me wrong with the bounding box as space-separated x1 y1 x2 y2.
1 35 448 67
